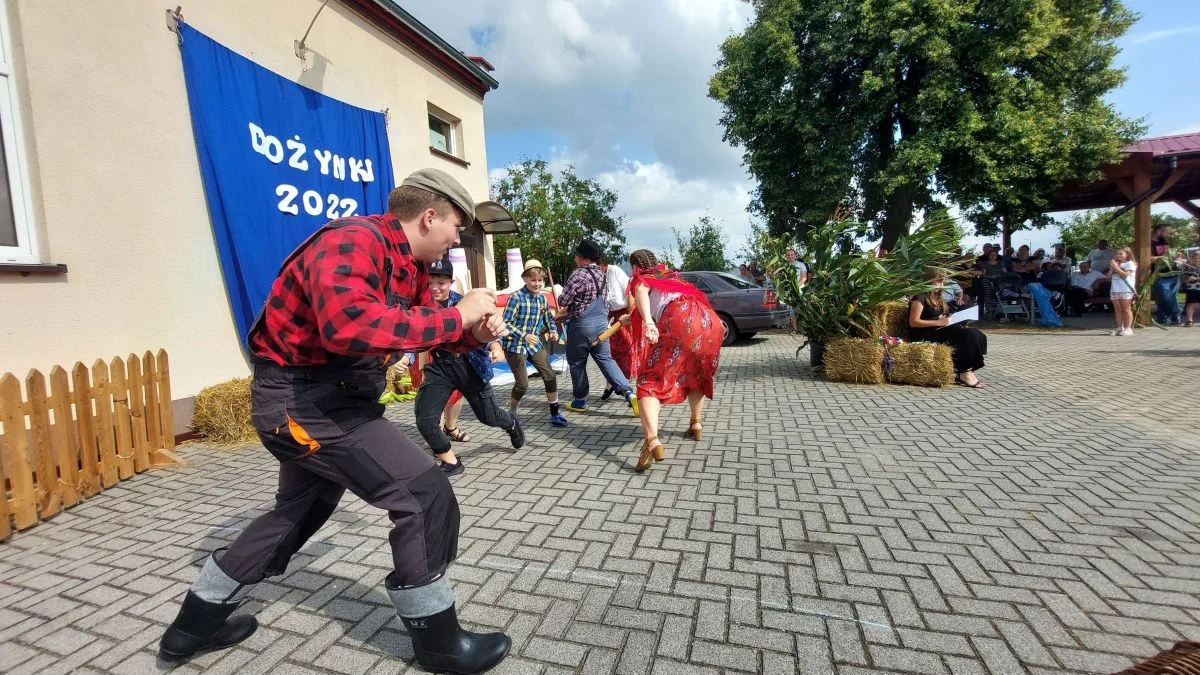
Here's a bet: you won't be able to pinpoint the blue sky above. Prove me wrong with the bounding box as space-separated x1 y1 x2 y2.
409 0 1200 257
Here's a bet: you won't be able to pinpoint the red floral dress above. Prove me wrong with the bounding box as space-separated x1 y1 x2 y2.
629 266 722 404
607 309 634 378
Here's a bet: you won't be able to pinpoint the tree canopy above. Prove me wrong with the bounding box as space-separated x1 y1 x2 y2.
709 0 1144 249
1059 210 1195 260
490 158 628 287
673 215 734 271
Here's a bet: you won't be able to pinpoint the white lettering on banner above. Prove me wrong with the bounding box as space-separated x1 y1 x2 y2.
286 136 310 171
349 158 374 183
276 184 299 215
249 122 284 164
250 121 375 218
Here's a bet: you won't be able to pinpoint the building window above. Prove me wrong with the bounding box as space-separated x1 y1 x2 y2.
427 103 467 166
428 113 453 154
0 0 36 263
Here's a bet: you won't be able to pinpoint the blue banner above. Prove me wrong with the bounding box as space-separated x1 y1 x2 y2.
177 23 395 345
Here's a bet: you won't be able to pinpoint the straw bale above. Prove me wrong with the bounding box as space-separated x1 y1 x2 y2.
823 338 885 385
887 342 954 387
190 377 256 445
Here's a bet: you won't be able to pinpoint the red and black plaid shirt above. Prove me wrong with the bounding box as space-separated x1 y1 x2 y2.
249 214 478 366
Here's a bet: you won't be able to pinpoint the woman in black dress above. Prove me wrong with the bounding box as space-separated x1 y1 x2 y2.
909 268 988 388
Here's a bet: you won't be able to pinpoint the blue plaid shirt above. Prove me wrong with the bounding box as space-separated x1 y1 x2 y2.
501 286 555 356
409 291 495 382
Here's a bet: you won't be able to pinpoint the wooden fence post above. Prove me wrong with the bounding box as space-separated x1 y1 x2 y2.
71 362 100 497
0 374 38 530
25 370 62 520
91 359 119 489
48 366 79 507
109 357 135 480
126 355 150 473
146 350 181 466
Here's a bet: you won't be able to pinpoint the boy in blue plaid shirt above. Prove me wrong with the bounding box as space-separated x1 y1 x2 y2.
502 260 568 426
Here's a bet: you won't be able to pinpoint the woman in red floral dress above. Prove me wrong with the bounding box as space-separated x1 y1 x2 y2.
626 250 723 471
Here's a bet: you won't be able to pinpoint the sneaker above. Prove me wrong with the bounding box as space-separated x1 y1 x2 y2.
549 413 569 427
625 392 640 417
600 386 614 401
439 457 464 477
507 416 525 449
565 399 588 413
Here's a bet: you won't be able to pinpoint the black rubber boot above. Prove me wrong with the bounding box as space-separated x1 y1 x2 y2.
401 605 511 674
158 591 258 663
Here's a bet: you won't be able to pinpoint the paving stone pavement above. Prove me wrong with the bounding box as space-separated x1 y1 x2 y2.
1 323 1198 674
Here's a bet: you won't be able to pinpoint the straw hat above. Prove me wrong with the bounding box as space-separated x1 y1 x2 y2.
522 259 545 275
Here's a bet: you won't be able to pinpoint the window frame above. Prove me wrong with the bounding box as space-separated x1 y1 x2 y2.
427 111 455 156
0 0 37 264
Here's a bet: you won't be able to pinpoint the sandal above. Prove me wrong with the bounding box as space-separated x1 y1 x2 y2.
442 425 470 443
684 417 703 441
635 436 665 472
954 374 986 389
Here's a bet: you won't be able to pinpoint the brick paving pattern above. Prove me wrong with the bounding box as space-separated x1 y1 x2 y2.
1 321 1198 674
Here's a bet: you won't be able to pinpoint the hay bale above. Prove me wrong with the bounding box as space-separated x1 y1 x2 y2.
823 338 885 385
887 342 954 387
869 300 910 340
190 377 256 445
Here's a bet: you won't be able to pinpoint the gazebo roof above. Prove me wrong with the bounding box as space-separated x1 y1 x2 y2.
1045 132 1200 213
1122 131 1200 156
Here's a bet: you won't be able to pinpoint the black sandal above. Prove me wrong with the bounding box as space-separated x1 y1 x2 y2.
954 374 985 389
442 425 470 443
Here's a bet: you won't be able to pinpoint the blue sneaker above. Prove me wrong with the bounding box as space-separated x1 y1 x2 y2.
549 413 569 427
565 399 588 413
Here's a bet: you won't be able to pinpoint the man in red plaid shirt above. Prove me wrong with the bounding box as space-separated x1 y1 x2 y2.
159 169 513 674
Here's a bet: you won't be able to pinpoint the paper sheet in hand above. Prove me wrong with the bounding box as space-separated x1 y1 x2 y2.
947 306 978 325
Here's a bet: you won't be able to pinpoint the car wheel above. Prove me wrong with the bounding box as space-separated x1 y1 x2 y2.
719 314 738 346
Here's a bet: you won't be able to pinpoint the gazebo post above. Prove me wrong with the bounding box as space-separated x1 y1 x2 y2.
1132 168 1151 284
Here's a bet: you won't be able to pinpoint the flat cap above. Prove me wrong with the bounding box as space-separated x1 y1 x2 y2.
401 168 475 222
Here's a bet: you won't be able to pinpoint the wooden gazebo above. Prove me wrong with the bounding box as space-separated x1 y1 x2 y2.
1045 132 1200 280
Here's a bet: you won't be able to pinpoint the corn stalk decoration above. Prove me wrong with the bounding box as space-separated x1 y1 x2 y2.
763 210 966 355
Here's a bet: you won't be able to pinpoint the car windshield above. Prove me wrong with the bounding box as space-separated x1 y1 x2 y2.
715 273 758 290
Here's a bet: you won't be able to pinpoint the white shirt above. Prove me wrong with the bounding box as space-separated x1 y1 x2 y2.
604 264 630 311
1070 269 1104 291
649 288 681 321
1088 248 1115 273
1110 262 1137 295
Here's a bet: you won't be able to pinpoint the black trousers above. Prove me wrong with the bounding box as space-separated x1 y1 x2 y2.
414 354 514 454
214 363 459 588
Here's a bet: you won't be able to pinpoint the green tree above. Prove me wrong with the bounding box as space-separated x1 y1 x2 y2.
709 0 1144 249
673 215 733 271
1059 211 1195 260
491 158 628 287
737 220 771 268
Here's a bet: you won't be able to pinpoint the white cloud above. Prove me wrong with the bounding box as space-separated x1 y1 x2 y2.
1130 25 1200 45
405 0 754 177
593 159 755 256
405 0 759 262
1167 122 1200 136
